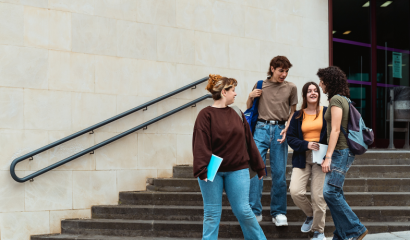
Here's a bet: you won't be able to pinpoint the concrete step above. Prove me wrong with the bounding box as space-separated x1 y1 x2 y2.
31 234 303 240
173 165 410 179
32 235 207 240
92 205 410 223
146 178 410 193
275 151 410 165
119 191 410 207
60 219 410 239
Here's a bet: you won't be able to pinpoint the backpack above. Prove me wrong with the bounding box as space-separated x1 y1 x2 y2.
337 95 374 155
244 80 263 134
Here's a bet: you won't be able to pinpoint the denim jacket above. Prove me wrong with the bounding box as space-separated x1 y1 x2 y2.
287 107 328 168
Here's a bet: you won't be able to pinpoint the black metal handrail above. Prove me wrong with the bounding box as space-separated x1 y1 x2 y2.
10 77 210 183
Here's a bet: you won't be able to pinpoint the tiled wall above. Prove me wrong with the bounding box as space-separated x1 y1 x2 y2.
0 0 329 239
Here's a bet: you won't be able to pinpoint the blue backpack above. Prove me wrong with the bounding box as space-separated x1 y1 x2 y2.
244 80 263 134
338 95 374 155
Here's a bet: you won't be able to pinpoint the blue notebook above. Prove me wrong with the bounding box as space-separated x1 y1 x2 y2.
207 154 223 182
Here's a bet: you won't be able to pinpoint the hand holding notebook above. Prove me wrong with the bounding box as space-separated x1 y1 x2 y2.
312 143 328 165
207 154 223 182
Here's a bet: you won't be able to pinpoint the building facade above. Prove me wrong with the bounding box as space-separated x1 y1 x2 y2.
6 0 399 239
331 0 410 148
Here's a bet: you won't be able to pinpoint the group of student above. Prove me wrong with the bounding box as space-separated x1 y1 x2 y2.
192 56 369 240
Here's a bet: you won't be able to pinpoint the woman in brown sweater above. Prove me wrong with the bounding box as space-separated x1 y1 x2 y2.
193 74 266 240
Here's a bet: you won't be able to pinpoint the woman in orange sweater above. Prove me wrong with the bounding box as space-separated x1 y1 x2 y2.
287 82 328 240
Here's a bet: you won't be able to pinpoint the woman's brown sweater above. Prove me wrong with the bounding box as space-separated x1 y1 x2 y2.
192 106 266 180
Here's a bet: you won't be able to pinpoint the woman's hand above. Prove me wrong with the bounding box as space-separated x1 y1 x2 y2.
321 157 332 173
308 142 320 151
259 176 263 180
203 178 208 182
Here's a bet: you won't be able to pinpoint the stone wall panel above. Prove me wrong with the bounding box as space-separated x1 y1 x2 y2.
0 211 49 240
24 89 72 131
73 171 117 209
0 45 48 89
25 170 72 211
137 133 177 169
117 20 157 61
0 87 24 129
0 3 24 46
48 50 95 93
116 169 157 191
136 0 176 27
72 13 117 56
0 170 25 212
195 31 229 68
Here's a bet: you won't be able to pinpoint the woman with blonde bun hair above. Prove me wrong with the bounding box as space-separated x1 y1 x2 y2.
193 74 267 240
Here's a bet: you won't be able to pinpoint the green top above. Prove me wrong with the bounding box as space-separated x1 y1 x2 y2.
324 95 349 150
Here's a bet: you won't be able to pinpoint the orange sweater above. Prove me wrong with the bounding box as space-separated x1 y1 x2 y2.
301 106 323 142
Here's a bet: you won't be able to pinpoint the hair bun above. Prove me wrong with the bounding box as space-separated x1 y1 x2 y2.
205 74 222 93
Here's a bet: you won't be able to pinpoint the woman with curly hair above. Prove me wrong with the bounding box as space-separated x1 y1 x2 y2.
193 74 267 240
317 66 368 240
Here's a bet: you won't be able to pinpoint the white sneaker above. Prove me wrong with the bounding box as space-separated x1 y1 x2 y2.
272 214 288 226
255 215 262 223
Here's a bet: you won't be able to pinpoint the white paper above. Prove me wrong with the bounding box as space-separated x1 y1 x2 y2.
312 143 328 165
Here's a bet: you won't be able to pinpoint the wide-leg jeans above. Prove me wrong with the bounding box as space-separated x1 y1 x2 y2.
198 168 267 240
323 148 367 240
249 121 288 217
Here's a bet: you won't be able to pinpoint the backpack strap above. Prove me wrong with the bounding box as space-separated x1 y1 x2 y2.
336 94 351 103
336 94 350 137
256 80 263 90
230 105 243 122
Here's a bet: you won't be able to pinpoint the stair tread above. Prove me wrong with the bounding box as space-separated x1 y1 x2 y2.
63 218 410 227
32 234 304 240
158 177 410 180
175 165 410 167
94 205 410 210
122 191 410 195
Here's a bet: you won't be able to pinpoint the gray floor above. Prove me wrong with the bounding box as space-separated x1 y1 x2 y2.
364 231 410 240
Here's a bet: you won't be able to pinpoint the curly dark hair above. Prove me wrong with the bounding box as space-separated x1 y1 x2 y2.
267 56 293 76
317 66 350 100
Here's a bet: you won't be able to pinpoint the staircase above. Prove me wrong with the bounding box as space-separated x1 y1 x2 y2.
32 151 410 240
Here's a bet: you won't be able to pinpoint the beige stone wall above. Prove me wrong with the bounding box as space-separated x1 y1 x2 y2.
0 0 329 239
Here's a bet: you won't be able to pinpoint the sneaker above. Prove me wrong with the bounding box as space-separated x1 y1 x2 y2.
255 214 262 223
347 229 368 240
312 231 326 240
272 214 288 226
301 216 313 233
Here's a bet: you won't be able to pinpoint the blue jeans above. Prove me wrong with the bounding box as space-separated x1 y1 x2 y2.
198 169 266 240
323 148 367 240
249 122 288 217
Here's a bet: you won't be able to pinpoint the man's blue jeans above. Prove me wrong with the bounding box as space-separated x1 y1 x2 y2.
323 148 367 240
249 122 288 217
198 169 267 240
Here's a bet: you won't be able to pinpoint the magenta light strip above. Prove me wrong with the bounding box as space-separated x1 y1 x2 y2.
347 79 371 85
348 79 401 88
333 38 371 48
377 83 401 87
376 46 410 54
334 38 410 54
